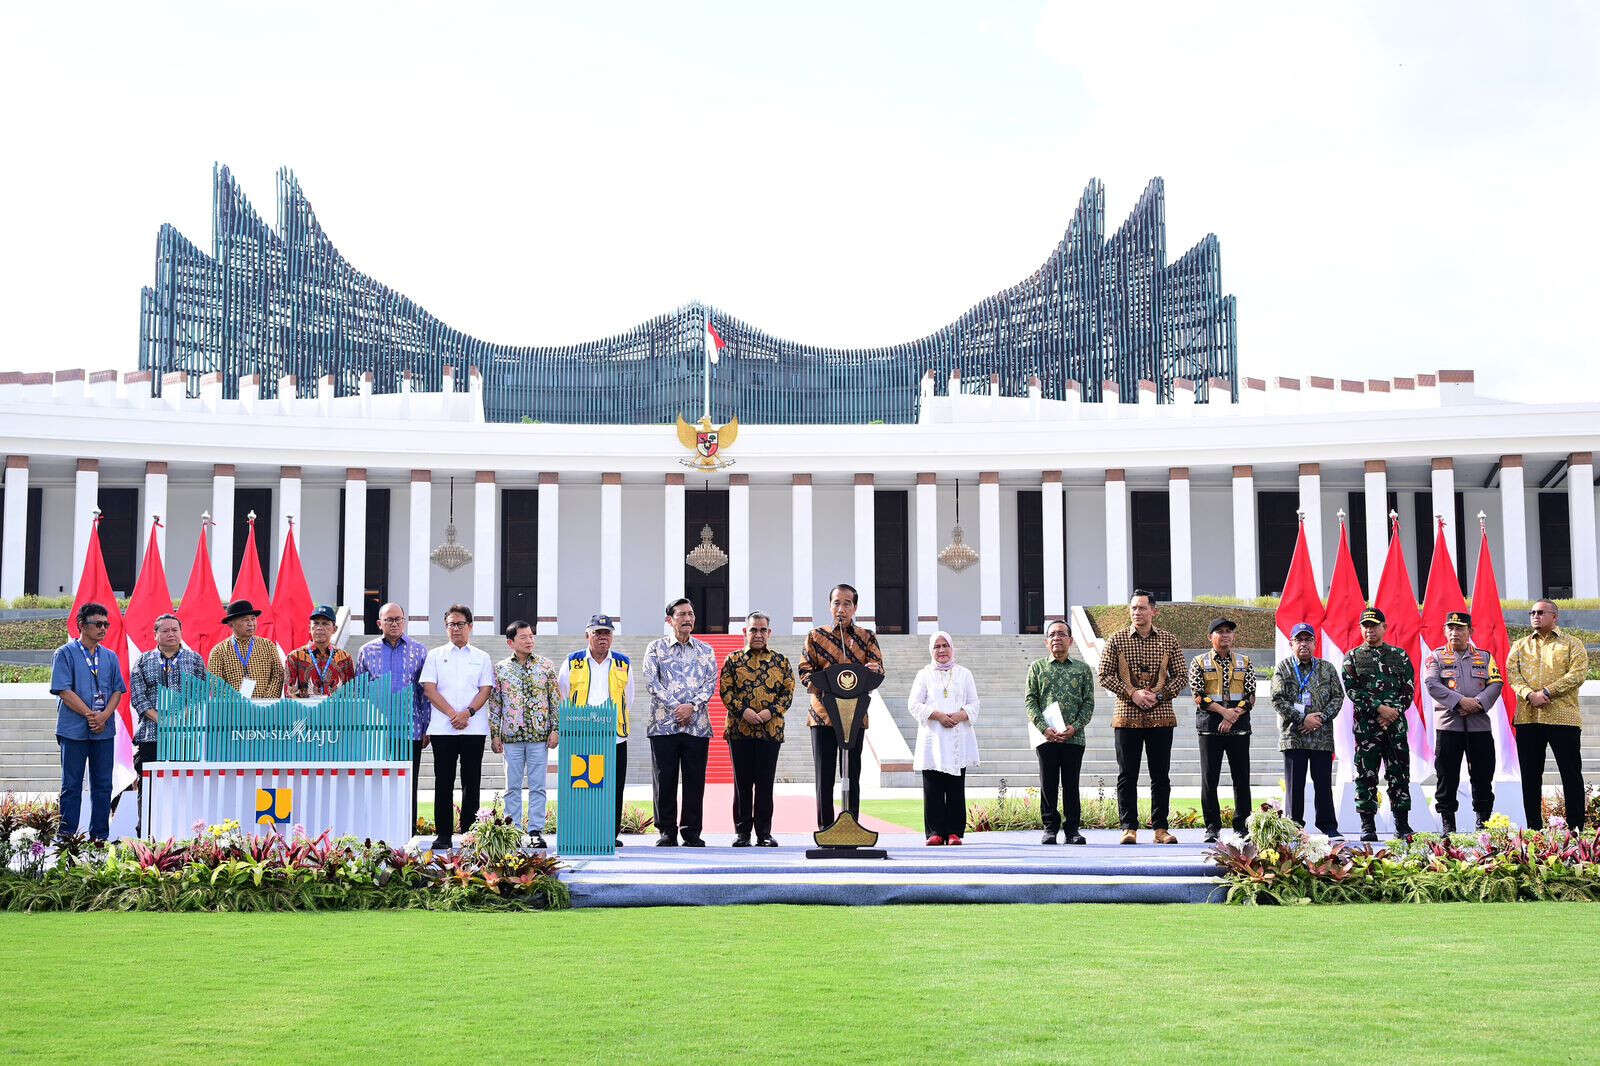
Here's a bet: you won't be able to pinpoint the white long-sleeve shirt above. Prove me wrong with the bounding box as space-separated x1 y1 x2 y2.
907 663 981 774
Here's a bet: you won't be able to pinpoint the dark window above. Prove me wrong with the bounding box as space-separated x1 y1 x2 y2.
1131 490 1172 602
500 490 537 631
1537 492 1572 599
1016 489 1069 633
684 488 729 633
98 487 139 596
337 487 392 632
1 486 44 595
1414 492 1469 581
232 488 273 589
874 490 909 634
1257 491 1299 596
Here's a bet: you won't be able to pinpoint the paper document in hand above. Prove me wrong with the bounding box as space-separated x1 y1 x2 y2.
1044 702 1067 732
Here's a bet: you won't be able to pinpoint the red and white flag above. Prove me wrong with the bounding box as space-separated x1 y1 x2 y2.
122 518 173 666
1419 517 1467 751
269 519 315 654
1373 512 1429 770
230 514 274 646
176 519 228 662
68 514 135 796
1323 518 1366 783
1274 515 1324 666
1469 520 1521 781
705 317 726 366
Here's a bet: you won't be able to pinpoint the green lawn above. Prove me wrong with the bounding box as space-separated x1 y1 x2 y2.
4 904 1595 1063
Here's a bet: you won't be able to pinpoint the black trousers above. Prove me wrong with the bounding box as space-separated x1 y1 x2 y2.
1114 726 1173 830
812 725 863 829
650 734 709 838
132 740 159 838
411 738 427 836
729 738 781 838
615 739 628 837
1518 723 1585 830
1435 729 1496 819
1283 749 1339 836
921 769 967 838
1198 732 1252 834
1036 742 1085 834
430 734 485 843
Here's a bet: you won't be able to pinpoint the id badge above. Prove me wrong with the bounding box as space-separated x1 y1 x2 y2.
1297 692 1311 710
91 690 107 712
240 678 257 699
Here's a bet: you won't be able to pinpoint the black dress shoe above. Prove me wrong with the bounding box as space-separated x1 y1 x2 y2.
681 834 706 847
615 838 624 847
1040 831 1060 845
756 836 779 847
1065 831 1087 845
732 835 752 847
429 840 452 852
1203 831 1219 844
655 834 678 847
529 833 548 850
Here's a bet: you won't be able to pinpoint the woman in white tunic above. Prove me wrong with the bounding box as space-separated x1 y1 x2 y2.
908 631 980 844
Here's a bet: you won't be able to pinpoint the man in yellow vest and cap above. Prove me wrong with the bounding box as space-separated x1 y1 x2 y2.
558 614 636 846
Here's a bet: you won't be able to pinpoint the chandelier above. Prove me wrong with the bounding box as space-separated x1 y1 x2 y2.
686 523 729 575
430 477 473 572
938 477 979 572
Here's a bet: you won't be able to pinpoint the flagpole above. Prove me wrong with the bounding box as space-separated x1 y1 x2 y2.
701 304 711 423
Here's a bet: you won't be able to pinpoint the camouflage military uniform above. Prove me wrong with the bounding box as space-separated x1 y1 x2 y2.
1340 641 1416 815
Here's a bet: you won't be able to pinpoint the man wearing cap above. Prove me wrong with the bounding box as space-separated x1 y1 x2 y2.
1097 590 1187 844
285 605 357 698
1271 622 1344 838
1188 618 1255 843
558 613 636 845
206 599 285 699
1424 611 1502 834
1340 607 1415 841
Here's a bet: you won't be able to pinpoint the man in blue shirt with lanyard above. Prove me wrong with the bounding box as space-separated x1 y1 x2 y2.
50 602 127 842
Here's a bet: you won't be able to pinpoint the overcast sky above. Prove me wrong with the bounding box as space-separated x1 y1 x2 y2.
1 2 1595 401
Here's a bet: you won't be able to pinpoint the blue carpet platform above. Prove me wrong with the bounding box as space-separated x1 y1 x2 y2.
560 830 1228 907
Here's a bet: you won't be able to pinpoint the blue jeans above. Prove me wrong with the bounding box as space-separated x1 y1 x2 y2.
502 741 549 830
59 736 115 840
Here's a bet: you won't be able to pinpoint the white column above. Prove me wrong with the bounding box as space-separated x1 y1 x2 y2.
342 469 367 633
728 474 750 632
1232 465 1258 598
536 474 560 635
791 474 813 635
142 462 168 566
1041 471 1066 622
211 464 236 593
978 472 1001 633
1298 463 1324 588
600 473 622 630
915 473 938 634
72 459 99 593
473 471 497 635
1105 469 1129 605
1168 467 1193 602
854 474 876 630
1431 457 1456 566
1498 456 1529 600
663 474 686 612
408 470 432 636
1569 451 1599 598
277 466 302 573
1 456 29 600
1364 460 1388 595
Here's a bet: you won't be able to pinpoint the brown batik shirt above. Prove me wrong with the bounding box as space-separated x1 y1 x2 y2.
1096 625 1186 729
797 623 884 729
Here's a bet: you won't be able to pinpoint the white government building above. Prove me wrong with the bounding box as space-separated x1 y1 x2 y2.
2 364 1597 636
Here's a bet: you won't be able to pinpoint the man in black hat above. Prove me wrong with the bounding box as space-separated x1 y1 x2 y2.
206 599 284 699
286 605 357 698
1188 618 1255 842
1340 607 1415 841
1424 610 1502 833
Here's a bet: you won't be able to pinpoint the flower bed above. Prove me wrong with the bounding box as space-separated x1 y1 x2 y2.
1 801 569 912
1211 804 1600 904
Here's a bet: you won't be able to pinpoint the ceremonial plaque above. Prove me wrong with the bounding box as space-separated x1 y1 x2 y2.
808 661 888 860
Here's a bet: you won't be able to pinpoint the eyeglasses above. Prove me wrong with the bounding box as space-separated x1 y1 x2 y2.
445 621 470 629
83 620 110 629
1529 609 1552 615
379 617 404 624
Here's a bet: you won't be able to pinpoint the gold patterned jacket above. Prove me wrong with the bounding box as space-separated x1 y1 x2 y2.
719 648 796 742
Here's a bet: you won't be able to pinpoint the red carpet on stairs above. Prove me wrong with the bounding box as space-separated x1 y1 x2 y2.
700 633 749 785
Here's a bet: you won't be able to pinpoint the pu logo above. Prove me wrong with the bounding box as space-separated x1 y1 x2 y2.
570 753 605 789
256 787 292 826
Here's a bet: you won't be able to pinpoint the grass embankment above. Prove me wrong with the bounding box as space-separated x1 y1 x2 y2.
3 905 1597 1063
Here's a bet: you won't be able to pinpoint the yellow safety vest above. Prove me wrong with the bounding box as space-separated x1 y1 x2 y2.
1201 653 1248 702
567 652 630 739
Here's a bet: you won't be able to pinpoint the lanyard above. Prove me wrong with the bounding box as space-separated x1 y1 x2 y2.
308 646 334 688
1292 659 1314 695
160 653 179 686
77 640 104 696
235 638 255 675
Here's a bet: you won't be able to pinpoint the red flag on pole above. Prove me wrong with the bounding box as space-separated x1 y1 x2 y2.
67 512 134 794
1323 517 1367 781
230 513 273 641
1418 517 1467 768
1373 511 1428 764
1469 517 1519 773
1274 514 1324 664
177 518 228 662
269 519 315 654
122 518 174 664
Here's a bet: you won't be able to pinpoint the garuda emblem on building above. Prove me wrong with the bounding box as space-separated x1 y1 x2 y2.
675 414 738 471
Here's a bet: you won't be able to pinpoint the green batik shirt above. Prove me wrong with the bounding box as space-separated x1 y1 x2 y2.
1024 656 1096 747
1339 642 1415 731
